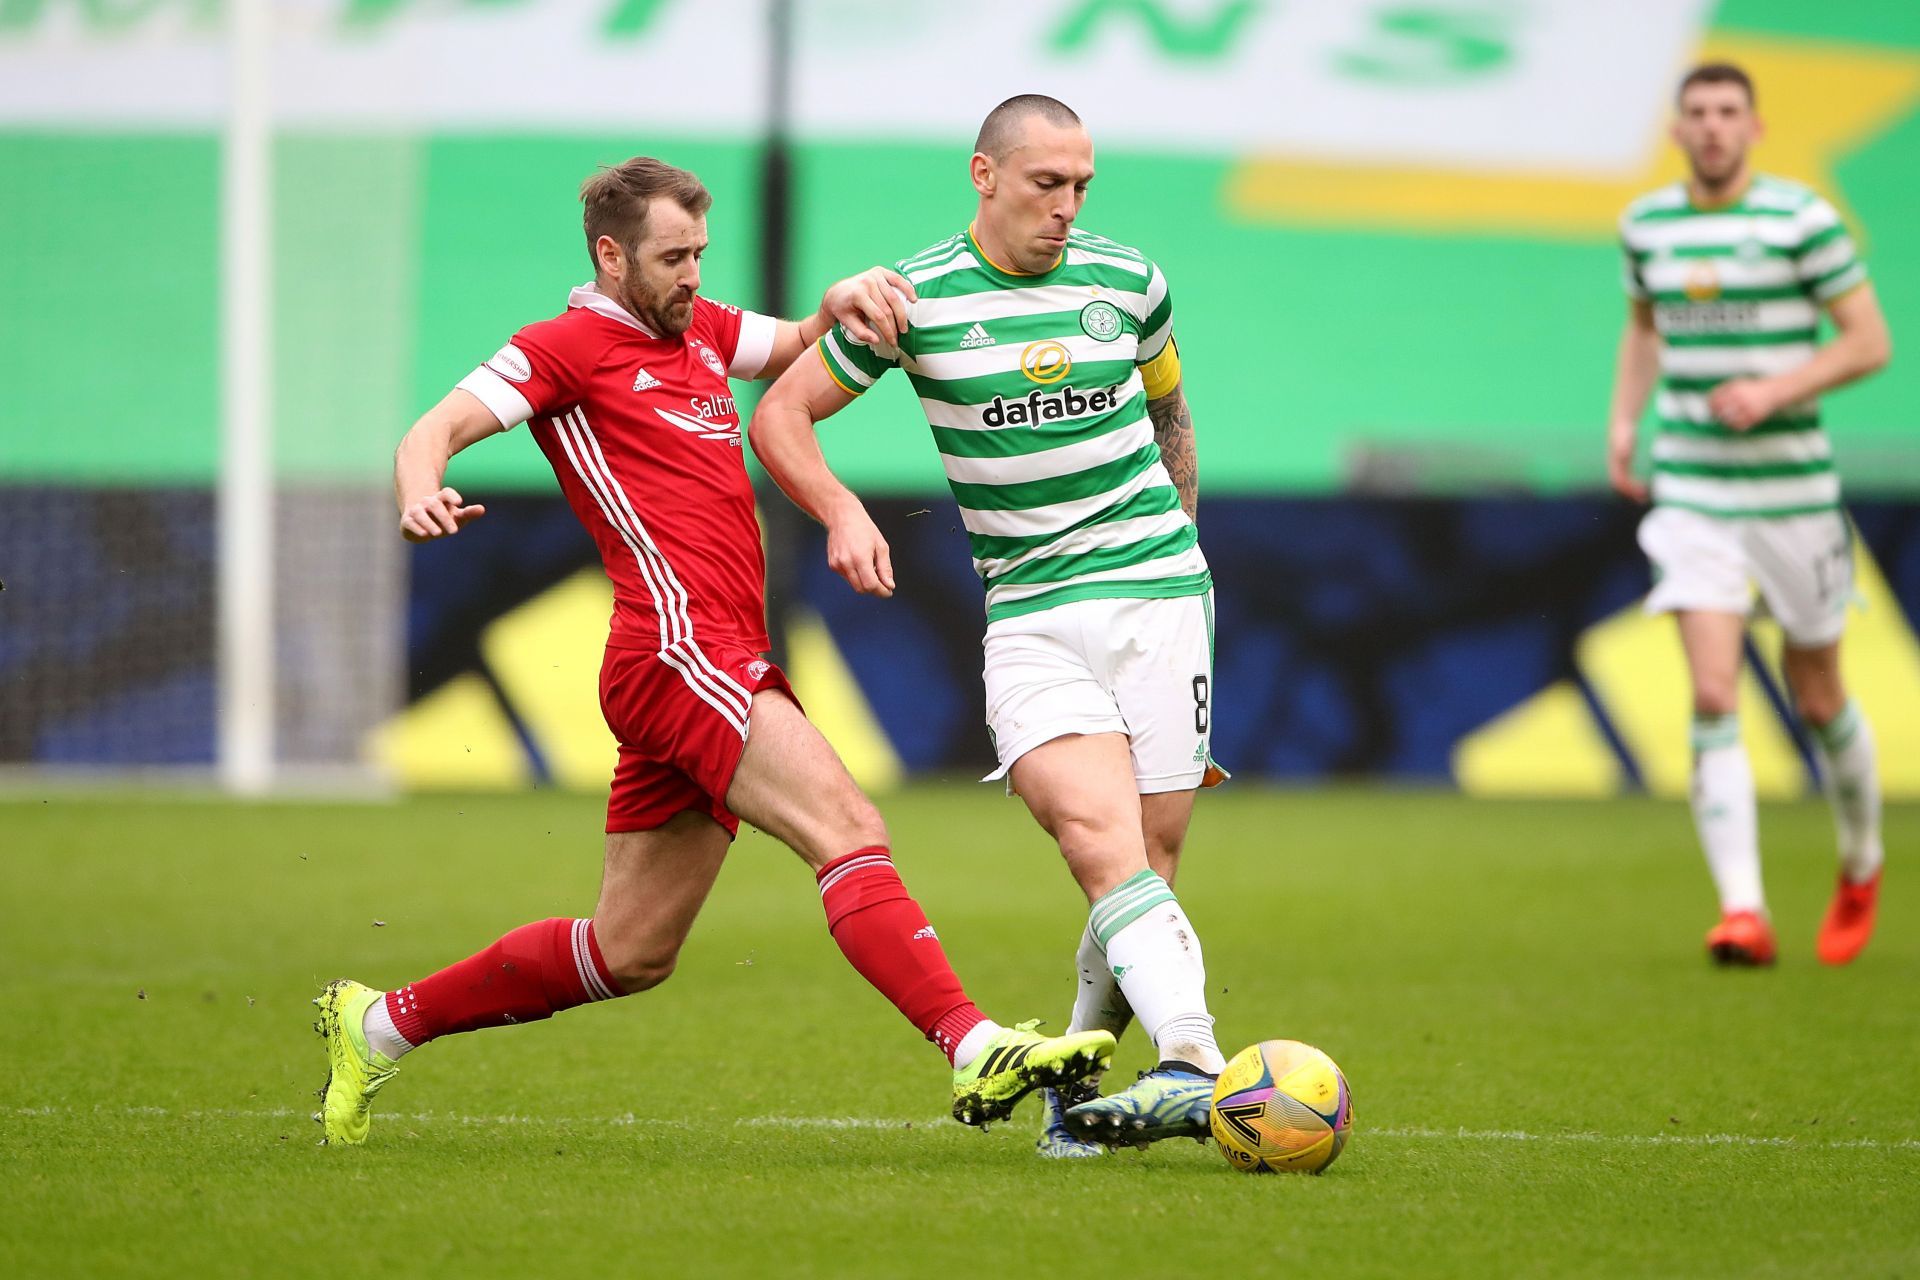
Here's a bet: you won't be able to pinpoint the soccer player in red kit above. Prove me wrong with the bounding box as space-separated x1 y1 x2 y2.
313 157 1114 1146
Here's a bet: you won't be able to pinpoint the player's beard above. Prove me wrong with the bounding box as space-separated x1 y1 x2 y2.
624 278 697 336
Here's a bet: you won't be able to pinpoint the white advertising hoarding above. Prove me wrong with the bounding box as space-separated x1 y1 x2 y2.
0 0 1709 173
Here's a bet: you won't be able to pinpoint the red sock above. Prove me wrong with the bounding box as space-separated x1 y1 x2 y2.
384 917 620 1047
815 848 987 1063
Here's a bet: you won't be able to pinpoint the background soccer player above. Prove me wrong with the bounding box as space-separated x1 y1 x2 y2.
313 156 1116 1145
751 97 1232 1157
1608 64 1892 966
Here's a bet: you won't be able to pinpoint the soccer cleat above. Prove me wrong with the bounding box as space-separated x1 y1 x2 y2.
1064 1064 1216 1148
951 1020 1115 1127
1705 910 1777 967
312 978 400 1146
1035 1084 1108 1159
1816 870 1881 966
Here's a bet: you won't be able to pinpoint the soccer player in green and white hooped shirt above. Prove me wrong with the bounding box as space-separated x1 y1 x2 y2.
752 95 1235 1157
1609 63 1892 968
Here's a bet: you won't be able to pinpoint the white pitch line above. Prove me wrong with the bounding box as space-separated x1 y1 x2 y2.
1372 1125 1920 1151
10 1107 1918 1150
9 1105 921 1132
743 1116 933 1130
11 1105 691 1130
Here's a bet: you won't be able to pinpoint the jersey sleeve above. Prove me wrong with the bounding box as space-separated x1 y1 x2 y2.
815 323 900 398
1134 261 1175 364
697 296 781 380
1618 214 1650 301
1794 196 1867 303
454 318 580 430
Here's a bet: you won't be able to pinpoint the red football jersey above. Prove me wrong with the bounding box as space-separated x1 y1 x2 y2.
457 285 780 661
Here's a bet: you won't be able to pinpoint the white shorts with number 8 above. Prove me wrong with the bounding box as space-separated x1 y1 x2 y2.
981 591 1225 794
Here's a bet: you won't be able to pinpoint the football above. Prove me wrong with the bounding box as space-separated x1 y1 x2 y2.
1209 1040 1353 1174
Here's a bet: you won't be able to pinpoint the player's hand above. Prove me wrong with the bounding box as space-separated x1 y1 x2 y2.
1707 377 1783 433
825 506 895 598
824 267 917 348
1606 423 1647 503
400 486 487 542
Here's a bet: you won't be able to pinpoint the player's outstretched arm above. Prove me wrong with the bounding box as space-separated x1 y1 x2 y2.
754 268 918 382
1707 283 1892 432
1606 300 1660 502
1147 380 1198 524
393 389 506 542
748 352 895 597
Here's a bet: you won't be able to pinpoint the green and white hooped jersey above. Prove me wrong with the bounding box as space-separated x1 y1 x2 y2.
1620 175 1867 519
816 226 1209 622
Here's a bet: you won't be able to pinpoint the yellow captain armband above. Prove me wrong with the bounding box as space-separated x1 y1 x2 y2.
1139 338 1181 400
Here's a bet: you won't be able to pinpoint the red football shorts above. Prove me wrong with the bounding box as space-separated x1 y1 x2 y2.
597 638 794 836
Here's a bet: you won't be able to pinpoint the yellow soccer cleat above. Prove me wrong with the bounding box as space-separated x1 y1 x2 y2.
312 979 400 1146
951 1020 1114 1127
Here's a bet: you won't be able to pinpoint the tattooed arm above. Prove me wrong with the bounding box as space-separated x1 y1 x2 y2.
1148 382 1198 523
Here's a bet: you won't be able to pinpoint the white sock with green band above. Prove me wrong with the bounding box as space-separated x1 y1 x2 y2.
1691 713 1764 913
1089 870 1225 1074
1067 923 1133 1040
1809 700 1883 885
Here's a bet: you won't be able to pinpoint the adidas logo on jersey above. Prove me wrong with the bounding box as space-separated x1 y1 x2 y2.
632 367 661 391
959 323 995 349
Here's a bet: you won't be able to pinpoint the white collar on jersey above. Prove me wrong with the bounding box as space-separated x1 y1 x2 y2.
567 282 661 337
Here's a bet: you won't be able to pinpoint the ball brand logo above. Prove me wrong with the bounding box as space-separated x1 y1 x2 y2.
1683 261 1721 302
1215 1101 1266 1146
981 383 1120 428
1020 339 1072 384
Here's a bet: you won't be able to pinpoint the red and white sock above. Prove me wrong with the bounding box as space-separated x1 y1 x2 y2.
365 917 620 1058
815 847 995 1066
362 996 413 1061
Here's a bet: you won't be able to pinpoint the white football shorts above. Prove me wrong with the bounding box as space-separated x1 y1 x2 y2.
1638 505 1854 648
981 591 1224 794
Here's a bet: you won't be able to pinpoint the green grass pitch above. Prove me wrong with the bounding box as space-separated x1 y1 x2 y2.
3 786 1914 1277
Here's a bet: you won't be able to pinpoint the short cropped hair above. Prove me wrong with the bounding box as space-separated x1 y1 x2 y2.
579 156 711 270
974 94 1083 160
1677 62 1755 107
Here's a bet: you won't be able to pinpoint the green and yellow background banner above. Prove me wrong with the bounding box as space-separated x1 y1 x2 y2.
3 0 1916 794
